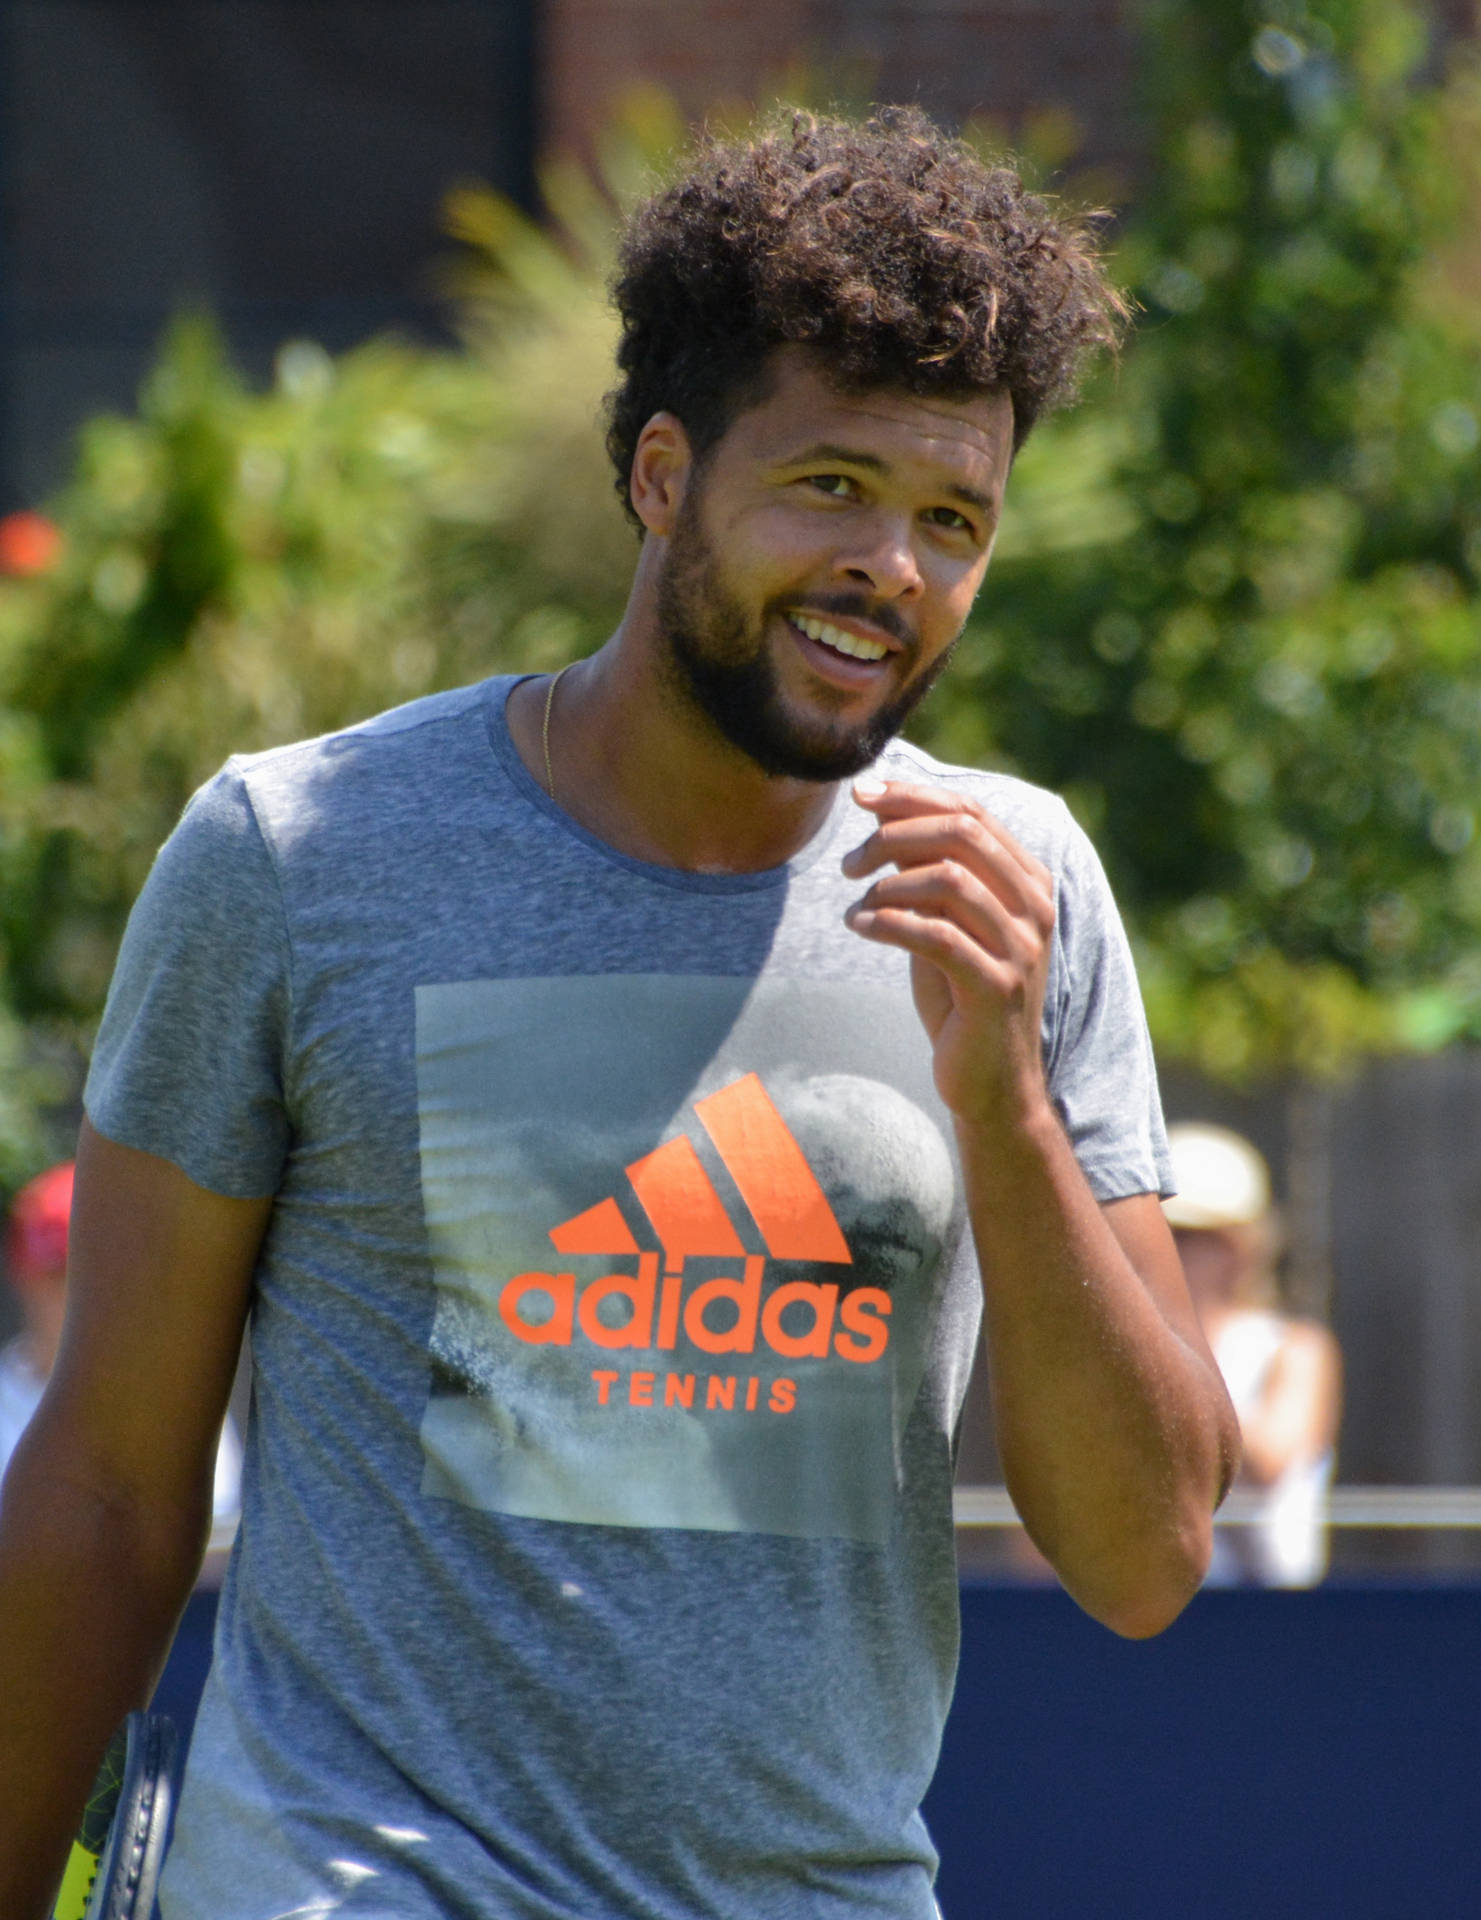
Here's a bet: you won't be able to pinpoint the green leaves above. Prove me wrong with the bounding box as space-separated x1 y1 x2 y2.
2 30 1480 1169
0 156 637 1125
911 0 1481 1079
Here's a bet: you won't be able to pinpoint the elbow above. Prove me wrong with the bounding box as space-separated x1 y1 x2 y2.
1095 1578 1200 1641
1106 1418 1241 1637
1076 1502 1216 1641
1 1410 213 1610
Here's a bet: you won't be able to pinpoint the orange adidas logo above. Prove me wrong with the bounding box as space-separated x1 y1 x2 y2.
498 1073 891 1366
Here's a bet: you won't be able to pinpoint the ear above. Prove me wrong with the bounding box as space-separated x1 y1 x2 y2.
629 412 694 537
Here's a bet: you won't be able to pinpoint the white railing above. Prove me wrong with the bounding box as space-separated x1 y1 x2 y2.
953 1484 1481 1529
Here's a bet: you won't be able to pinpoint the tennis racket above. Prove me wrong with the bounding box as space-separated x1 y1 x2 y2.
52 1712 177 1920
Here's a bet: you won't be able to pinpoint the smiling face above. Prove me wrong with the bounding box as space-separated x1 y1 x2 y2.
642 348 1013 782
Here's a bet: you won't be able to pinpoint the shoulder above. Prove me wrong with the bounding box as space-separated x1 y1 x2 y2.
200 677 514 863
227 678 503 803
133 680 509 921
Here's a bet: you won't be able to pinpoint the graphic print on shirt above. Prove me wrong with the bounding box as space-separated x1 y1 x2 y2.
415 975 960 1542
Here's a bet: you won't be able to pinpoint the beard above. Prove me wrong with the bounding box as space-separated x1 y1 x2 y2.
654 489 956 783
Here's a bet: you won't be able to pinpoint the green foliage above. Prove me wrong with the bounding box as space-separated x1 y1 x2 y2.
0 178 638 1051
0 998 60 1187
2 16 1481 1178
914 0 1481 1079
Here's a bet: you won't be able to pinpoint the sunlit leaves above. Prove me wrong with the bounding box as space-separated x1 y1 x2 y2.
1 32 1480 1135
911 0 1481 1079
0 132 645 1101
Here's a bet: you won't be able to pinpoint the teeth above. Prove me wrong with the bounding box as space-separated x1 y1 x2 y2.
791 614 889 662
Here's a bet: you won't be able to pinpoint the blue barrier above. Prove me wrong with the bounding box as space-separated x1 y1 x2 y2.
924 1582 1481 1919
149 1588 219 1757
155 1582 1481 1917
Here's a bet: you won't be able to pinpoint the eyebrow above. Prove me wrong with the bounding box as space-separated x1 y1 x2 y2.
780 441 999 519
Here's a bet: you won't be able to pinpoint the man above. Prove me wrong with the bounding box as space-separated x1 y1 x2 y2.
0 107 1238 1917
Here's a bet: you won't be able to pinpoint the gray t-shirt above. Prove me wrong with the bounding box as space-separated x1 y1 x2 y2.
86 675 1171 1919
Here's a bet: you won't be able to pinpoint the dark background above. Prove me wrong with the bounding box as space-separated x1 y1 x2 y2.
0 0 536 507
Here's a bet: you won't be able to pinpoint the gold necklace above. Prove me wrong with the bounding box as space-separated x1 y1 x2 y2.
541 663 573 802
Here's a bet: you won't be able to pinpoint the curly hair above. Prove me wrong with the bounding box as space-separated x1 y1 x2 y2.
605 105 1127 523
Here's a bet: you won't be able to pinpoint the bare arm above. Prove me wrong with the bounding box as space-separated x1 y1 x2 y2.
0 1118 271 1919
844 780 1240 1638
960 1135 1235 1634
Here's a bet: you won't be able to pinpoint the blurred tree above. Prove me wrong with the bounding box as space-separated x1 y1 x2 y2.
918 0 1481 1080
2 28 1481 1187
0 145 649 1063
0 99 690 1174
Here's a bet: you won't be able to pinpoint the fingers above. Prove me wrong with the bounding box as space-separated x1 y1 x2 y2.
847 890 1025 999
844 780 1055 1120
844 858 1045 975
844 778 1054 933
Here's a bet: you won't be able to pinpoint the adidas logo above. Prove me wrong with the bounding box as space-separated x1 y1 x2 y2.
498 1073 892 1380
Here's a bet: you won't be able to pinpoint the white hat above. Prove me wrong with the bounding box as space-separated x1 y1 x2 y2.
1162 1123 1271 1230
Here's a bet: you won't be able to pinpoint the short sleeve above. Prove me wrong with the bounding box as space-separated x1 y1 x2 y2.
84 765 292 1198
1041 807 1172 1203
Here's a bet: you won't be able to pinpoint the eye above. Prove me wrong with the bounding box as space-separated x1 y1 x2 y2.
925 505 974 533
806 473 858 499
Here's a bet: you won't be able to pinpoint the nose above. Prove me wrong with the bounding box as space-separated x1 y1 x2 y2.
833 514 925 601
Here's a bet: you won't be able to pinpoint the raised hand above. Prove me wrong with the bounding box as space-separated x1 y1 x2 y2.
842 777 1057 1132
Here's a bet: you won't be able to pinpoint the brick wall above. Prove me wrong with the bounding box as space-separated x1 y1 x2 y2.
541 0 1478 204
540 0 812 155
541 0 1139 188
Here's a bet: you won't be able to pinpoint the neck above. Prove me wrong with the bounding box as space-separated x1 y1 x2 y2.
510 570 844 874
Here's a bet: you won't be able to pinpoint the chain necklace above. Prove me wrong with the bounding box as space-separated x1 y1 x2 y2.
541 662 574 803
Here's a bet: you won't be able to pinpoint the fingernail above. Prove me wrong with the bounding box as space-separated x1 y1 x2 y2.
853 776 887 802
841 843 866 874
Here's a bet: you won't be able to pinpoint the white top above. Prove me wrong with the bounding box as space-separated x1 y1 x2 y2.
1210 1310 1333 1588
0 1338 45 1480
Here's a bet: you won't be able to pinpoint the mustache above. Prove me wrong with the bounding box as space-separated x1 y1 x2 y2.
781 593 915 650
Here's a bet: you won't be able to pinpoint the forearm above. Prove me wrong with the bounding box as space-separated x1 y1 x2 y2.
839 781 1238 1627
964 1102 1238 1638
0 1418 207 1919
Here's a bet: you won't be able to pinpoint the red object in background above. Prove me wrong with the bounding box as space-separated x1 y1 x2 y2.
0 510 63 576
5 1162 75 1285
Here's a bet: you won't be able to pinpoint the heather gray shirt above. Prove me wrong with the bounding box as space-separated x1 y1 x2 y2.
86 676 1171 1919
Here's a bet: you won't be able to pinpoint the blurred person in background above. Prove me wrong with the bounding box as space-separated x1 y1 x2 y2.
1165 1122 1342 1587
0 1164 74 1476
0 1161 242 1523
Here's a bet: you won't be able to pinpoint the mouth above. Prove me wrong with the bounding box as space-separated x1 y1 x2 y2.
785 610 899 669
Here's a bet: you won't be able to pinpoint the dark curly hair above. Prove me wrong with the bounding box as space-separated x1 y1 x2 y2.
605 105 1126 524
